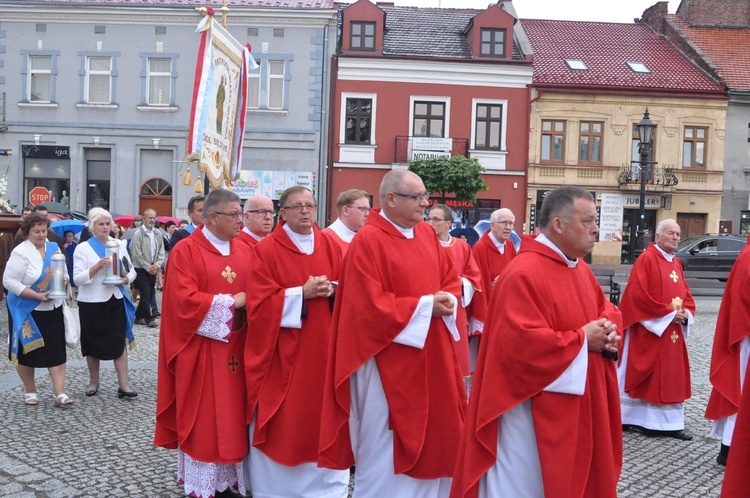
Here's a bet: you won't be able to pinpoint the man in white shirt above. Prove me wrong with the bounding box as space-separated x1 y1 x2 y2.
130 209 164 328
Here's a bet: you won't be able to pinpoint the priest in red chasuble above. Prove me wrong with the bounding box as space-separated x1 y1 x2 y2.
236 194 274 249
721 366 750 497
322 188 370 257
705 245 750 465
319 170 466 498
471 208 517 299
618 219 696 441
242 186 349 498
155 188 251 498
451 186 622 498
427 203 486 392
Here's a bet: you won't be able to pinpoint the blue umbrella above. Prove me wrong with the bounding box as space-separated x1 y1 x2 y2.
50 219 85 238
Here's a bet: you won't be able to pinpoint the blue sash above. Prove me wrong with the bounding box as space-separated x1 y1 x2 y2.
7 242 57 364
185 224 196 234
87 237 137 349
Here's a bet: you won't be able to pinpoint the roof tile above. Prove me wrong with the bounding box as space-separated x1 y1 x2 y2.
5 0 335 7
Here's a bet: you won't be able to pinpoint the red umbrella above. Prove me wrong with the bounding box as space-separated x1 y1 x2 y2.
114 214 136 227
156 215 180 226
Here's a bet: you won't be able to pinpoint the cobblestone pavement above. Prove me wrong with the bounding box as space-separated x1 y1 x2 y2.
0 293 729 497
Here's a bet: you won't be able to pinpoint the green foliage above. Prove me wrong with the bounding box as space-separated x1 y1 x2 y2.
408 155 488 202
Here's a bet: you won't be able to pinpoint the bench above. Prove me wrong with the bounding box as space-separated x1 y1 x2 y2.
592 268 621 306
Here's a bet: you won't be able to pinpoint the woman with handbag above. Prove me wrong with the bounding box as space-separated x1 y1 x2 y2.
4 212 72 407
73 208 138 399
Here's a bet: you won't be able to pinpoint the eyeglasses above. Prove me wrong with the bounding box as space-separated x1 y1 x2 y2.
426 217 451 223
393 192 430 202
246 209 276 218
214 211 243 221
347 206 370 214
282 203 317 212
491 220 514 227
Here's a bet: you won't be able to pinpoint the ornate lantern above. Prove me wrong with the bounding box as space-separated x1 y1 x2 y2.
47 251 67 299
102 239 123 285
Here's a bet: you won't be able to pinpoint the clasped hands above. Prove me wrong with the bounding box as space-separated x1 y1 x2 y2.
303 275 334 299
584 318 620 354
431 290 455 317
673 309 688 325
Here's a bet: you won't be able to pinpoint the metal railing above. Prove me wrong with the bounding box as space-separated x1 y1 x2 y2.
393 136 469 163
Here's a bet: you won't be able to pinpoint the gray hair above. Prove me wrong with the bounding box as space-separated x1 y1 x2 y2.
203 188 240 215
379 169 417 204
538 186 594 228
490 208 514 223
87 207 113 234
656 218 678 235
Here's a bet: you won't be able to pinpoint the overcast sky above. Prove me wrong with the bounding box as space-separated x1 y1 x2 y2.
390 0 676 23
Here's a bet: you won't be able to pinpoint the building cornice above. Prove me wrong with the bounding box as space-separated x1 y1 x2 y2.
338 57 533 89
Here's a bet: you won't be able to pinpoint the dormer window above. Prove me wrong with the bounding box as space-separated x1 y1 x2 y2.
565 59 588 70
350 21 376 51
627 61 651 74
480 28 506 57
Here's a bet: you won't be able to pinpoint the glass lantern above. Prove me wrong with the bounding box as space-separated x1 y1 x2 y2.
47 251 67 299
102 240 123 285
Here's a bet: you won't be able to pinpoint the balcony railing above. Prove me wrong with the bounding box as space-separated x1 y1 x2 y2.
394 136 469 163
616 164 678 189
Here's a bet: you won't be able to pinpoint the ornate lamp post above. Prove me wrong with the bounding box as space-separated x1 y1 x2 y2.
634 108 656 259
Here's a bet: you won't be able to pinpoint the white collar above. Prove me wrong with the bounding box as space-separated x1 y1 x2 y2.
439 235 452 247
242 226 263 242
379 210 414 239
201 226 231 256
536 233 578 268
489 232 507 253
328 218 357 243
283 223 314 255
655 243 675 262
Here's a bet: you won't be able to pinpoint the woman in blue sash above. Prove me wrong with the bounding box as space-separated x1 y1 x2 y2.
4 213 71 406
73 208 137 399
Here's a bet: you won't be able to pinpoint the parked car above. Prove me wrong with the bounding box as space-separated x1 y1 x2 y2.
675 234 747 272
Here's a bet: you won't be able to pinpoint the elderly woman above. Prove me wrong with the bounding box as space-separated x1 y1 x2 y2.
4 213 71 406
73 208 138 399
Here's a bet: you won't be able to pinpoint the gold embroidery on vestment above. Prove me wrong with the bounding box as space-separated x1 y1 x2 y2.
222 266 236 283
669 270 679 283
670 296 683 310
671 330 679 343
228 354 240 373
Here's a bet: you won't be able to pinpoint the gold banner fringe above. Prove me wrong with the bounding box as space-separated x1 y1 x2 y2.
22 338 45 354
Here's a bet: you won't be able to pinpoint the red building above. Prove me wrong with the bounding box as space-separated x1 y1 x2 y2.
326 0 533 229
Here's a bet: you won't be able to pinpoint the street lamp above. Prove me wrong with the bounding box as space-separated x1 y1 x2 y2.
634 108 656 259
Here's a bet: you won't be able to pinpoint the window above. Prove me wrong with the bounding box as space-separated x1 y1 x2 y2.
475 103 503 150
85 56 112 104
683 126 707 168
350 21 375 51
579 121 603 164
345 98 372 144
267 60 284 109
29 55 52 102
480 29 506 57
626 61 651 74
632 124 657 167
541 120 565 162
147 58 171 106
413 101 445 138
565 59 588 70
247 60 286 110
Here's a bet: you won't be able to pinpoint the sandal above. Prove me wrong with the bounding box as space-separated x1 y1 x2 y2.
54 393 74 407
24 392 38 406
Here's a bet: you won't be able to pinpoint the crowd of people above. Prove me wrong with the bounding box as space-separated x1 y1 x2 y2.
3 174 748 497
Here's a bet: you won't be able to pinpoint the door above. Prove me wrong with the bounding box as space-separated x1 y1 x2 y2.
138 178 173 216
676 213 706 239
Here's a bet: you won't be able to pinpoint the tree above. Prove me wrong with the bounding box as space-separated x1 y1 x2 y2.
408 155 488 202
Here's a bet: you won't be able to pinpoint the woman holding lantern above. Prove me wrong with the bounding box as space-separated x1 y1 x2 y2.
3 212 71 407
73 207 138 399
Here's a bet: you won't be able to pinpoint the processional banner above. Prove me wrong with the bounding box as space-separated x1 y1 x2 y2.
188 15 250 188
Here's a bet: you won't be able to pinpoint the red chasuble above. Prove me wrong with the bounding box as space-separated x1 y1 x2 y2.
706 245 750 422
471 231 516 302
721 367 750 497
619 243 695 404
244 222 342 466
318 209 466 479
236 230 260 249
154 227 250 464
443 237 487 376
451 238 622 498
322 226 351 257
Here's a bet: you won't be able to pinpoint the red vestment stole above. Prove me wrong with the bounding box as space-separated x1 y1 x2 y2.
244 222 342 466
706 245 750 421
154 227 250 464
471 231 516 302
321 226 351 258
451 238 622 498
318 210 466 479
443 237 486 376
620 243 695 404
236 230 260 249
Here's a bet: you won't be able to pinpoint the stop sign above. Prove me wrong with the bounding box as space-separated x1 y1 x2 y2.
29 186 51 206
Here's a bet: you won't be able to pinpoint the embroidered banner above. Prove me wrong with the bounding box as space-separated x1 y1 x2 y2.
188 17 249 188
